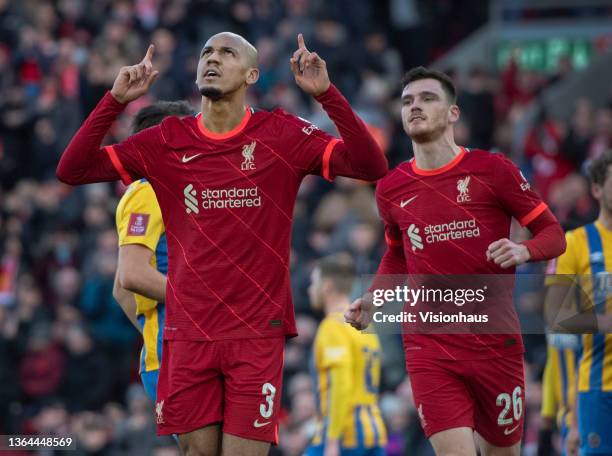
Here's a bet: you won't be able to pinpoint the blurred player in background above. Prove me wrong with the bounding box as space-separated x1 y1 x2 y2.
56 31 387 456
112 101 194 402
545 150 612 456
345 66 566 456
307 254 387 456
538 333 579 456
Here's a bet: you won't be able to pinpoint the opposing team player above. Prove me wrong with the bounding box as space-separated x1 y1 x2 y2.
345 67 565 456
112 101 194 402
56 32 387 455
539 333 579 456
306 254 387 456
545 151 612 456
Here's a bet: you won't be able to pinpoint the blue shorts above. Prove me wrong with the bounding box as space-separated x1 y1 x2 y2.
140 369 159 403
304 444 385 456
577 391 612 455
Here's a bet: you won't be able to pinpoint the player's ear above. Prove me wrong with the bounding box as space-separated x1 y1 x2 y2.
245 67 259 86
591 183 603 201
448 104 460 123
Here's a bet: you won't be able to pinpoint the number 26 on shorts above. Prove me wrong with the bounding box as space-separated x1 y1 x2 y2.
496 385 522 428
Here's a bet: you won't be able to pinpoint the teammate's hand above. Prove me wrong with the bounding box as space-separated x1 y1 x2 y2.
566 426 580 456
345 293 374 331
486 238 531 268
290 34 330 97
111 45 159 104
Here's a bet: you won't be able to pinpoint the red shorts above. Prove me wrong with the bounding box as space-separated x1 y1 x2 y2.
406 354 525 447
155 337 284 444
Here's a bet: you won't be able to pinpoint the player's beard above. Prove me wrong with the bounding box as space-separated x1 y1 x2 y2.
199 86 223 101
410 124 445 144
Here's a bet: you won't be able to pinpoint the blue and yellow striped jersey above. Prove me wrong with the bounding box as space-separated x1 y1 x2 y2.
311 312 387 448
115 179 166 373
550 222 612 393
541 334 580 429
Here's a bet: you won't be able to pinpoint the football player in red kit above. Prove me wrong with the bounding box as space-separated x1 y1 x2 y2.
345 67 565 456
56 33 387 456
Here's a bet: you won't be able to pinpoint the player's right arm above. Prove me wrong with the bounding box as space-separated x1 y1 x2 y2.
56 46 160 185
346 183 406 330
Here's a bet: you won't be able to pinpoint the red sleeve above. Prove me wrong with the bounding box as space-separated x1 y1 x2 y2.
107 123 165 185
274 108 340 180
493 154 548 226
277 85 387 182
522 208 567 262
56 91 164 186
315 85 387 181
369 184 407 291
56 92 127 185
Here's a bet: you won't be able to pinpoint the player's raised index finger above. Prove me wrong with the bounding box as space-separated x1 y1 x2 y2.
142 44 155 63
297 33 306 50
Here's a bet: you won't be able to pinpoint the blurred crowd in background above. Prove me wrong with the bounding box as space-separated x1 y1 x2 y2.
1 0 611 455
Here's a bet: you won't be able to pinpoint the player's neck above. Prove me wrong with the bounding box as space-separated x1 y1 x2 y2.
200 97 248 134
324 295 351 315
597 208 612 231
412 136 461 171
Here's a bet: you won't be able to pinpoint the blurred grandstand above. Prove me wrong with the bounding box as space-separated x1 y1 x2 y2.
0 0 611 454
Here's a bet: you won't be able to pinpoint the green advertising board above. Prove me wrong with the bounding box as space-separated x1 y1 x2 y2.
496 38 593 71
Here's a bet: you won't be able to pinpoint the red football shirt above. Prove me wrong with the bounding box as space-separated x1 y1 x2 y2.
376 147 547 360
107 107 341 341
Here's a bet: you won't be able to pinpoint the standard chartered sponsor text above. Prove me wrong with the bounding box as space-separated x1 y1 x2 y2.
200 186 262 209
424 218 480 243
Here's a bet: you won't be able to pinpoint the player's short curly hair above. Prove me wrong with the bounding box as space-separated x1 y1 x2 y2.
132 100 195 134
589 150 612 186
317 252 355 295
401 66 457 104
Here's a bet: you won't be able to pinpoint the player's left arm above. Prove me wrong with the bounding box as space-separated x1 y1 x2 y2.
290 34 387 181
346 185 405 330
487 155 566 268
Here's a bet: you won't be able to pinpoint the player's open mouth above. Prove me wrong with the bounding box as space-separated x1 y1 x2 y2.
203 69 221 79
409 116 426 123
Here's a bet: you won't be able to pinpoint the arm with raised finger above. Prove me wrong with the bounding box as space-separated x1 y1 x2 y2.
111 44 160 104
289 34 387 181
57 45 161 185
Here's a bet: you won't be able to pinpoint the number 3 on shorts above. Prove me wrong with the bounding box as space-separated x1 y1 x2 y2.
259 382 276 419
496 386 522 426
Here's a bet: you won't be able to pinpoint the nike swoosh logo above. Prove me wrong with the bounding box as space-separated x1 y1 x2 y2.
503 424 520 435
253 420 271 428
181 153 202 163
400 195 418 208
